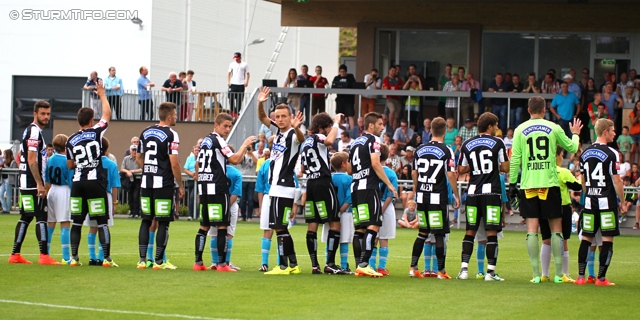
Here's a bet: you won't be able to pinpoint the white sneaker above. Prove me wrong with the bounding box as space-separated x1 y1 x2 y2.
485 273 505 281
457 270 468 280
229 262 241 271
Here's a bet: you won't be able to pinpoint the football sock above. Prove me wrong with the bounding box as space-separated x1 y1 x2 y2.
277 230 295 269
339 243 349 268
97 224 111 261
477 243 486 273
70 223 82 259
87 233 97 260
306 231 319 268
217 229 228 265
46 226 54 254
412 234 427 269
423 243 432 271
60 227 70 262
147 231 156 263
138 219 151 262
97 240 104 261
577 239 591 277
431 244 438 272
327 230 339 265
226 238 233 263
369 247 377 270
486 236 498 276
352 231 364 265
261 237 271 266
12 218 32 254
210 238 218 264
551 232 564 277
194 229 207 264
359 229 377 268
587 250 595 277
597 241 613 280
562 250 570 275
526 232 541 277
461 235 474 271
379 247 389 270
435 235 446 272
36 221 48 255
163 251 167 263
540 243 551 277
155 221 169 264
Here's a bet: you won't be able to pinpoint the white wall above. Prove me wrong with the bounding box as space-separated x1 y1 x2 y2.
0 0 153 142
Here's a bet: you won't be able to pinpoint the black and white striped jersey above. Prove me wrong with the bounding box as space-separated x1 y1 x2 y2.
197 132 233 195
459 134 508 196
580 143 619 199
414 141 456 200
137 125 180 189
300 133 331 180
19 123 47 190
268 125 301 199
349 131 381 191
66 119 108 182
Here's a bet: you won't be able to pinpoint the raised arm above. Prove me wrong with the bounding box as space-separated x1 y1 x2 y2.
96 80 112 123
323 114 343 147
257 87 271 126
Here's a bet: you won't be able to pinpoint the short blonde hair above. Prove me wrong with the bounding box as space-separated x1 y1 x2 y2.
407 200 417 206
595 118 614 137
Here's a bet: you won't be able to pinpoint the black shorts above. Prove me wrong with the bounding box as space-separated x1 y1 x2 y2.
70 180 108 221
582 196 620 238
141 186 175 222
519 187 562 219
199 193 230 227
465 195 502 231
19 189 47 218
540 205 572 240
269 196 294 230
304 179 339 224
335 100 355 117
416 193 450 235
352 189 382 229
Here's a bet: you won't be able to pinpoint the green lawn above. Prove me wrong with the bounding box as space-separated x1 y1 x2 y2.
0 215 638 319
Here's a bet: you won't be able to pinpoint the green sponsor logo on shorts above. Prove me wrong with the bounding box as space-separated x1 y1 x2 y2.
199 204 203 221
88 198 106 216
155 199 172 217
417 210 427 228
466 206 477 224
486 205 501 224
352 210 360 225
357 204 370 222
70 197 82 215
428 211 443 228
141 197 151 214
20 194 35 212
283 207 292 224
207 204 223 221
600 211 616 231
304 201 315 218
316 201 328 219
582 213 595 232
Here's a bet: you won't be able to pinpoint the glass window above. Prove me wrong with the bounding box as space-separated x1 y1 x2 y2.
376 31 396 81
596 36 630 54
482 33 535 90
538 34 591 81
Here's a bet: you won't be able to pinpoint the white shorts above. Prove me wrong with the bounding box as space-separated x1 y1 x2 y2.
377 201 396 240
208 202 238 237
84 193 114 227
294 188 302 206
260 195 271 230
474 222 504 242
47 184 71 223
579 229 602 247
320 211 355 243
426 233 449 243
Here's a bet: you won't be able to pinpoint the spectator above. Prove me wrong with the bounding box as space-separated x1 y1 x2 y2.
350 117 364 139
602 82 624 123
623 82 639 105
563 74 582 100
256 148 269 173
579 68 589 91
549 82 581 138
631 69 638 81
0 149 16 213
398 200 418 229
137 66 155 120
407 133 422 150
400 148 415 169
444 117 458 147
382 132 393 146
382 66 404 129
179 71 188 119
309 65 328 116
238 143 257 222
488 72 508 131
541 72 560 94
403 73 423 129
461 72 481 120
508 73 525 128
443 74 462 124
332 64 357 128
120 145 142 218
457 67 466 84
183 144 198 220
105 67 123 120
183 70 196 121
589 102 609 142
227 52 250 114
162 72 183 106
393 119 414 151
451 135 463 164
457 118 478 142
46 143 54 158
504 72 513 86
580 77 598 142
362 69 381 116
629 101 640 164
258 112 276 139
618 126 634 164
399 165 414 209
385 143 402 174
254 133 267 152
380 113 393 139
297 65 311 123
617 72 629 96
83 71 103 119
124 136 139 158
523 72 541 94
337 131 352 153
437 63 453 118
284 68 300 113
420 118 432 143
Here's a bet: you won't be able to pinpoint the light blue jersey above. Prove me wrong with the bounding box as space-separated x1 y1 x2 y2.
255 159 272 194
226 165 242 197
499 175 508 204
380 166 398 202
102 156 121 192
332 172 353 212
45 153 73 188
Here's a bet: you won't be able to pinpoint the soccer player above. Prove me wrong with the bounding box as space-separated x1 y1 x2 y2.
409 117 459 279
539 146 582 283
575 119 624 286
256 149 274 271
9 100 59 265
368 143 398 276
300 112 342 274
456 112 509 281
257 87 306 275
509 96 582 283
66 81 116 267
324 151 354 273
193 113 255 272
135 102 184 270
349 112 398 278
45 134 74 264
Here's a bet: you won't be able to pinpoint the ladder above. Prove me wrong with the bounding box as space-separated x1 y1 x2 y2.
264 27 289 79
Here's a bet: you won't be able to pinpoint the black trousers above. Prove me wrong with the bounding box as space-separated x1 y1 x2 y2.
139 99 154 120
128 179 142 217
108 95 122 119
228 84 245 113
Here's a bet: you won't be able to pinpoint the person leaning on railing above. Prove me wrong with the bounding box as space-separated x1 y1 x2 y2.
121 145 142 218
0 149 17 213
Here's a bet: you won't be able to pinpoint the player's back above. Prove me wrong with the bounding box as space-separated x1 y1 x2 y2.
512 118 563 189
332 171 352 211
414 141 455 198
301 134 331 180
226 165 242 197
349 132 381 191
66 121 108 182
46 153 73 188
580 143 618 199
138 124 179 189
460 134 507 195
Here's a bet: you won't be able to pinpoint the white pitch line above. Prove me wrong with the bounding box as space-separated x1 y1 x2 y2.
0 299 237 320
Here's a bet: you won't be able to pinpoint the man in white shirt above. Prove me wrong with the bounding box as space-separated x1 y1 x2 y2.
227 52 250 113
337 131 352 153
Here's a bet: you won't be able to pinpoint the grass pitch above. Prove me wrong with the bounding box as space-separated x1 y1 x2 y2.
0 215 638 319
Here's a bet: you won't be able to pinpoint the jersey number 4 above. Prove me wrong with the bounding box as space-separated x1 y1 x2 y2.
583 162 606 187
416 158 444 183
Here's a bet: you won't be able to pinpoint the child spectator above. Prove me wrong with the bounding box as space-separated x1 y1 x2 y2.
398 165 414 209
630 163 639 184
398 200 418 229
617 126 634 163
619 176 635 224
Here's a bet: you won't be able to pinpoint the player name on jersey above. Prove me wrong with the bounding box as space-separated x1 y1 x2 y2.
521 124 553 171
